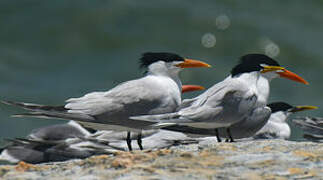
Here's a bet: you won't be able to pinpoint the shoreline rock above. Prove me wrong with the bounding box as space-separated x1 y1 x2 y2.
0 139 322 179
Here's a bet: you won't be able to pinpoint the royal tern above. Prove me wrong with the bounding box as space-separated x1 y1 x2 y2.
2 52 210 151
0 137 116 164
250 102 317 139
0 84 205 163
27 120 94 141
0 121 100 164
0 121 198 164
171 102 316 140
292 117 323 142
131 54 308 142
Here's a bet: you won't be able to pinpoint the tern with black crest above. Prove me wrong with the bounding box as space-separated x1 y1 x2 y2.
217 102 317 140
131 54 309 142
2 52 210 151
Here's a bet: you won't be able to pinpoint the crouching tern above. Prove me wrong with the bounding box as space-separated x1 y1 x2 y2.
251 102 317 139
0 121 101 164
0 121 199 164
216 102 317 140
161 102 317 140
131 54 309 142
2 52 210 151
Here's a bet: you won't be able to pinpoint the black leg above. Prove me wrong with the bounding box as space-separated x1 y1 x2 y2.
137 132 143 150
214 129 222 142
226 128 235 142
126 131 132 151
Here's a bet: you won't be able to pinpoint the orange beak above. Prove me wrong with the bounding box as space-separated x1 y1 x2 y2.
175 59 211 68
182 85 205 93
277 69 309 85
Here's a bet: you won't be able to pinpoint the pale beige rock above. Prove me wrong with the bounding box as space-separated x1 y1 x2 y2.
0 140 322 180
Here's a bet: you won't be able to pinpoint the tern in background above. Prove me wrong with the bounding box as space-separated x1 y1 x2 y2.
292 117 323 142
2 52 210 151
0 121 100 164
252 102 317 139
131 54 309 142
159 102 317 140
0 121 199 164
230 102 317 139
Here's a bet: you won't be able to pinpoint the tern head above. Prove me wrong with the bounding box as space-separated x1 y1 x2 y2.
140 52 211 76
231 54 308 84
268 102 317 114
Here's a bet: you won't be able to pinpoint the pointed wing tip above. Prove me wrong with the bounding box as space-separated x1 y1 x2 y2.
11 114 24 118
0 100 13 106
11 113 34 118
152 122 177 128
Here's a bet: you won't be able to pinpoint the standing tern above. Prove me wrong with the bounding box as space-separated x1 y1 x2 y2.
2 52 210 151
0 84 205 163
0 85 205 164
131 54 308 142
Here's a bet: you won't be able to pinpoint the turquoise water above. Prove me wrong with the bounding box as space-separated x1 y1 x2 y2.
0 1 322 142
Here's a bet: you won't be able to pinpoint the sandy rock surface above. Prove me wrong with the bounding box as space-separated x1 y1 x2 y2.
0 139 322 180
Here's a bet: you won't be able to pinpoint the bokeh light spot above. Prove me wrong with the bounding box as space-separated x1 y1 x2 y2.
259 38 280 58
201 33 216 48
216 15 231 30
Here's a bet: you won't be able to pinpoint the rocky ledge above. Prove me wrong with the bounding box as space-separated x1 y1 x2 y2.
0 139 322 180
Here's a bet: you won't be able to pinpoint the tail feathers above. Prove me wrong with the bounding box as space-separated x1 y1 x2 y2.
3 138 34 147
12 111 95 122
2 100 67 112
3 100 95 122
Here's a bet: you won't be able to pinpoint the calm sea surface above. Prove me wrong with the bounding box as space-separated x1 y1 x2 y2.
0 1 322 143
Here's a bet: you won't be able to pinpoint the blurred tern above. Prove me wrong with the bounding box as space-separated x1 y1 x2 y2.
252 102 317 139
27 120 95 141
2 52 210 151
0 121 199 164
0 121 99 164
131 54 308 142
292 117 323 142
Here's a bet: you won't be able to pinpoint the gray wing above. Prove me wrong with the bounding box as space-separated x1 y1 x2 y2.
66 78 178 120
0 145 45 164
178 80 258 125
28 121 92 141
131 78 258 129
5 76 180 130
218 106 271 139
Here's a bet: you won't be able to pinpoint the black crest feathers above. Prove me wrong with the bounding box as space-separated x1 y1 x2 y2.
231 54 280 76
139 52 184 68
267 102 293 113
